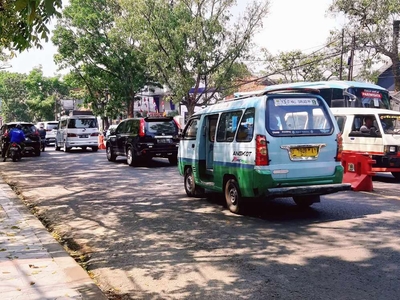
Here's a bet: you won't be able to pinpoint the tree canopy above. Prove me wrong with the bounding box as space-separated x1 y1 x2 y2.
117 0 269 116
329 0 400 89
0 68 69 122
0 0 62 52
52 0 150 124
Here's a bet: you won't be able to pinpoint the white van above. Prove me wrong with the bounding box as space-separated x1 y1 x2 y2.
331 107 400 180
178 88 351 214
36 121 58 145
55 111 99 152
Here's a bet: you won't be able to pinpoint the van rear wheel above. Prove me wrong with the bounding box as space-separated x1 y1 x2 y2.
225 178 242 214
293 195 319 208
126 147 136 166
391 172 400 182
168 156 178 165
184 168 204 197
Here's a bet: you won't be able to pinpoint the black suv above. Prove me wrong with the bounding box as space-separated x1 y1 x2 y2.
106 116 180 166
0 122 42 157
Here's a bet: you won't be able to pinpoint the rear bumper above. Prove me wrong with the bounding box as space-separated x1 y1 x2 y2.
45 137 56 145
65 139 98 148
261 183 351 198
138 146 178 158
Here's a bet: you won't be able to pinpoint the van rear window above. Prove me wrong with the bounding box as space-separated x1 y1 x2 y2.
146 121 177 135
267 97 333 135
68 118 98 129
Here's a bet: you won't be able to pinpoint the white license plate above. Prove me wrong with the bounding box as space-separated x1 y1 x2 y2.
80 135 89 138
157 138 171 143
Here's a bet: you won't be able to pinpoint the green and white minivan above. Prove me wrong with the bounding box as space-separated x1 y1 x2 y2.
178 88 351 214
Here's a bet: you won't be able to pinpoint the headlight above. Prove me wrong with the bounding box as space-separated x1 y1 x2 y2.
384 145 397 153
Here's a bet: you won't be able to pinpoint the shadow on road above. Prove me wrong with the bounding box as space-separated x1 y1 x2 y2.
1 149 400 299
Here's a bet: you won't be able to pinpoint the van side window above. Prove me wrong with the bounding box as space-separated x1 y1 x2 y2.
131 120 139 135
184 118 200 139
116 121 126 134
217 111 243 142
236 108 255 142
125 120 132 133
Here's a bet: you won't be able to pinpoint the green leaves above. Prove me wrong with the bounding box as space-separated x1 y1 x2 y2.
118 0 269 116
329 0 400 87
1 0 62 51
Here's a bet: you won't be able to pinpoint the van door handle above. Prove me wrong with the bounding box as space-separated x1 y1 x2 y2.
191 144 195 148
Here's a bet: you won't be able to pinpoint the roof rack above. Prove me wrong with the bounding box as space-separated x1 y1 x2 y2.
263 87 320 94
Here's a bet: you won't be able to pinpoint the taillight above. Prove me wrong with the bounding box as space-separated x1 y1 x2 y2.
139 119 145 137
67 133 77 137
335 133 343 161
11 142 17 147
34 129 39 136
91 132 99 136
255 134 269 166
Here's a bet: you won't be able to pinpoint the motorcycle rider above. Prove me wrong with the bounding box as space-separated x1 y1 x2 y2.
10 124 26 149
3 124 26 161
37 123 46 151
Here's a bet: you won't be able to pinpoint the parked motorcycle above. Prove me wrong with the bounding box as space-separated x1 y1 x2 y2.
9 142 22 162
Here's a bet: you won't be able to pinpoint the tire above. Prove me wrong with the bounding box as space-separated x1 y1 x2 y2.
126 147 136 166
225 178 242 214
184 168 205 197
391 172 400 181
106 144 116 162
55 141 60 151
63 143 71 152
293 195 319 208
92 146 98 152
12 152 17 162
168 156 178 165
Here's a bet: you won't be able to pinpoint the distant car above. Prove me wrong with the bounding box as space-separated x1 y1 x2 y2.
105 125 118 140
37 121 58 145
106 115 180 166
0 122 41 157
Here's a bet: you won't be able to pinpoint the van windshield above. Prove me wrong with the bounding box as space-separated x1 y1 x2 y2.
68 118 98 129
267 97 333 135
379 114 400 134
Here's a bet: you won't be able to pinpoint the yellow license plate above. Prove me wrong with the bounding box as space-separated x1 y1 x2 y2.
290 147 318 158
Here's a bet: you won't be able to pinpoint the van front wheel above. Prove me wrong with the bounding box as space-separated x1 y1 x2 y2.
184 168 204 197
225 178 242 214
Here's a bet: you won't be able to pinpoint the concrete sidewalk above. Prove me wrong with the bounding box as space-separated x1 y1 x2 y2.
0 181 107 300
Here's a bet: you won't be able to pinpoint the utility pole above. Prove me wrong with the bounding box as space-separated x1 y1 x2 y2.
347 34 356 81
339 29 344 80
393 20 400 91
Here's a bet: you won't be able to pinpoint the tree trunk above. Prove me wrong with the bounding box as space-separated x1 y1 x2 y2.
393 56 400 92
127 98 134 118
186 96 196 118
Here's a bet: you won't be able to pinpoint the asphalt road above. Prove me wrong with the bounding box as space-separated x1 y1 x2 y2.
1 148 400 299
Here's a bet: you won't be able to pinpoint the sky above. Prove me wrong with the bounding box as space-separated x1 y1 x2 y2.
8 0 343 77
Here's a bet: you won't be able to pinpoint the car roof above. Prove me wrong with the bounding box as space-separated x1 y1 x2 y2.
5 122 35 126
330 107 400 115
